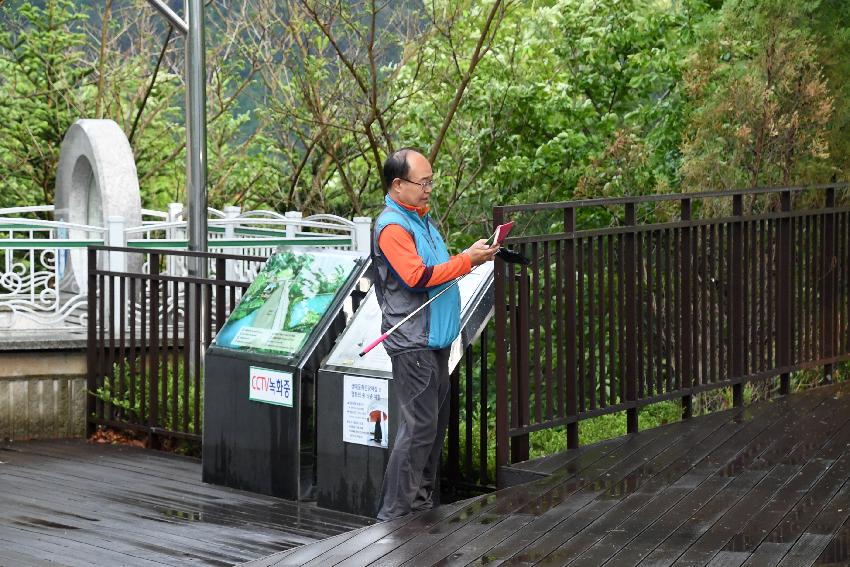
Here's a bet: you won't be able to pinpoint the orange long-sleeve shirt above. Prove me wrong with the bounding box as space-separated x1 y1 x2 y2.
378 199 471 289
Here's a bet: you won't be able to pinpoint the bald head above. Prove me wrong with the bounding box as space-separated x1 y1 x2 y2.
383 148 433 209
383 148 420 191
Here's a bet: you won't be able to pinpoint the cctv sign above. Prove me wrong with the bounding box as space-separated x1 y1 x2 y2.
249 366 294 407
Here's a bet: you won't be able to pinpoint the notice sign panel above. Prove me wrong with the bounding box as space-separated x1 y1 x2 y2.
343 375 389 448
249 366 294 407
213 249 362 358
232 328 306 353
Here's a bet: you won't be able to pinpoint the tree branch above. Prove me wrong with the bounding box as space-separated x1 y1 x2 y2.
95 0 113 118
429 0 505 163
129 26 173 144
368 0 394 153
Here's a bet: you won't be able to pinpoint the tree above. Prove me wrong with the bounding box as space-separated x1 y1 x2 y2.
3 0 846 232
680 0 834 195
559 0 695 202
103 0 281 210
812 0 850 179
0 0 91 208
251 0 509 217
396 0 699 244
0 0 283 212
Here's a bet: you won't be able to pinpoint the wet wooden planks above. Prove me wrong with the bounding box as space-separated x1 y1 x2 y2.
0 440 372 567
250 382 850 566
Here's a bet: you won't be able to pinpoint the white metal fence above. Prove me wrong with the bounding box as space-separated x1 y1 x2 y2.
0 204 371 331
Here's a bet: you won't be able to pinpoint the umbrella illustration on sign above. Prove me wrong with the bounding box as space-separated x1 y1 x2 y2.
368 399 389 447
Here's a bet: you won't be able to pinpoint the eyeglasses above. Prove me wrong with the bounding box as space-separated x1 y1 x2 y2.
398 177 434 191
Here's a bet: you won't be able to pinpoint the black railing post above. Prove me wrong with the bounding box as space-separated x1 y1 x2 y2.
193 280 203 434
149 253 161 449
214 257 227 331
823 187 836 382
118 276 126 422
625 203 639 433
86 247 97 438
97 264 106 427
565 207 579 448
448 364 461 484
107 271 116 424
464 346 474 481
479 326 489 485
778 191 792 395
731 195 745 407
493 206 509 478
680 199 693 418
513 267 531 463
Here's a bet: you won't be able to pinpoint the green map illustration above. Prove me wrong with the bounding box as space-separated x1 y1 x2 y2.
214 250 360 357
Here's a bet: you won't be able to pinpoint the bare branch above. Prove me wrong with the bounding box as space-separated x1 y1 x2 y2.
368 0 394 153
95 0 113 118
129 26 173 144
429 0 506 163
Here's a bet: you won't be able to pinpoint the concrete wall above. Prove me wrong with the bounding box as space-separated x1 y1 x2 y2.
0 343 87 442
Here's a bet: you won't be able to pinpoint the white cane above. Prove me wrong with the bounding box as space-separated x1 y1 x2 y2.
358 270 473 357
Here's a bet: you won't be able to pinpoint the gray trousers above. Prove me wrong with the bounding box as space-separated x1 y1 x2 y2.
377 347 450 521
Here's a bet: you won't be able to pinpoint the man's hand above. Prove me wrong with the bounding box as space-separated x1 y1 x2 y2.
463 239 499 267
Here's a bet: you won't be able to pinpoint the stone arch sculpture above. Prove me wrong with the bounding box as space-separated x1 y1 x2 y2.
54 119 142 292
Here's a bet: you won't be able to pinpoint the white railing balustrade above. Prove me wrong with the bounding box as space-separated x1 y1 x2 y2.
0 206 105 331
0 204 371 331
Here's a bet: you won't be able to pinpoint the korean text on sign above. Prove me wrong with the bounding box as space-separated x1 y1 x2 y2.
249 366 294 407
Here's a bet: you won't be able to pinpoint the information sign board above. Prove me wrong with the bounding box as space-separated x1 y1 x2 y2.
342 375 389 447
214 249 362 357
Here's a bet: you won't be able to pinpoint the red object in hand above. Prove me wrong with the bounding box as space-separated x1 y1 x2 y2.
488 221 514 246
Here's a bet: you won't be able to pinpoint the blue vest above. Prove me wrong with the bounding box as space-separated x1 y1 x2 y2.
372 195 461 353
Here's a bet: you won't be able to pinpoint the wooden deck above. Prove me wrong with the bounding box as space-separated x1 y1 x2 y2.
0 439 372 567
248 381 850 566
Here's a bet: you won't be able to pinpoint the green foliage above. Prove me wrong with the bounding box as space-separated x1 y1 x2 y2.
3 0 848 232
392 0 703 251
558 0 692 198
527 401 682 456
693 363 850 415
812 0 850 178
94 357 202 437
680 0 836 190
0 0 91 207
0 0 282 212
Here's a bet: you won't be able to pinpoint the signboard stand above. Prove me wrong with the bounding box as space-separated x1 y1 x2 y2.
316 263 494 516
202 248 369 501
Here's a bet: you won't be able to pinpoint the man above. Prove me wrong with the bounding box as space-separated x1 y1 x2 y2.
372 148 497 521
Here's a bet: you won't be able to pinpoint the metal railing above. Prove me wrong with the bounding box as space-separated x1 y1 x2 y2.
0 206 105 331
86 246 265 443
84 240 495 495
86 242 497 493
79 183 850 497
443 324 495 495
0 205 369 331
493 183 850 472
